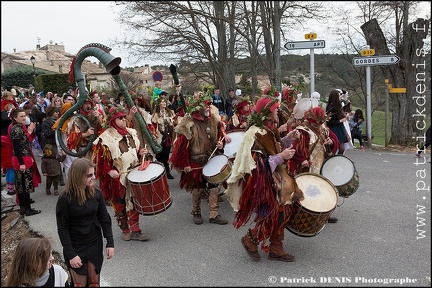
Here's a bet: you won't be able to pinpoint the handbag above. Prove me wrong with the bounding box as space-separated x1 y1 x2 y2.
351 126 360 138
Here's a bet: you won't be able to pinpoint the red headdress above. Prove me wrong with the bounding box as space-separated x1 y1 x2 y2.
304 106 328 125
107 105 128 135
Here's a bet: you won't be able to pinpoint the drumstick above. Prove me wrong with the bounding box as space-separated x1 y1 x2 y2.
120 167 136 175
141 144 147 166
208 135 226 161
180 167 203 172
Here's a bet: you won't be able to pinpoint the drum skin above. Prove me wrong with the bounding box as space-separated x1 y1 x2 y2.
286 173 338 237
224 131 245 159
202 155 232 184
320 155 359 198
127 162 172 215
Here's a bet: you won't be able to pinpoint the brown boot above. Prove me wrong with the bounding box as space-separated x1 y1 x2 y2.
192 212 203 225
46 190 51 195
130 231 150 241
268 232 295 262
241 230 260 261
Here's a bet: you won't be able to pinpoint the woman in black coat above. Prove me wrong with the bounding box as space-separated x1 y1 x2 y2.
56 158 114 286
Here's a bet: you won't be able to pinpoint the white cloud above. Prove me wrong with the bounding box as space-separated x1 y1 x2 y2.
1 1 147 67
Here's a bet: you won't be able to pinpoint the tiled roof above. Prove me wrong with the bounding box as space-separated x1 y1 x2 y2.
7 49 107 75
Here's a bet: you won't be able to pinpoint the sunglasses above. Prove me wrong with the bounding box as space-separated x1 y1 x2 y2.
86 173 95 178
117 116 126 120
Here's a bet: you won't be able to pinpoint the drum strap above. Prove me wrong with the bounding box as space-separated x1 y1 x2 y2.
303 122 331 158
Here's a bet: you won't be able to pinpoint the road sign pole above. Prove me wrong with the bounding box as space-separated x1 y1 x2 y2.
366 66 372 148
385 82 389 147
310 48 315 95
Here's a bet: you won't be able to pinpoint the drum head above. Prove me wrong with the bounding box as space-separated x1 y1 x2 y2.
203 155 228 177
224 131 245 158
127 162 165 183
320 155 355 186
295 173 338 212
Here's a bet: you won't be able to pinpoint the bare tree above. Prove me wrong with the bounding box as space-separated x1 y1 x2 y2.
360 1 430 146
113 1 324 98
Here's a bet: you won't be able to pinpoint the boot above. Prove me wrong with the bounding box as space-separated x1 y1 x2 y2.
59 173 65 186
268 232 295 262
241 229 260 260
130 231 150 241
165 163 174 179
192 211 203 225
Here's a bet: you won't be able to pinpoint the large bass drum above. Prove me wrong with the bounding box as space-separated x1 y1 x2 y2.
286 173 338 237
320 155 359 198
127 162 172 215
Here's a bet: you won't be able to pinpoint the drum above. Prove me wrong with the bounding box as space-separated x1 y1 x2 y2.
223 131 245 159
127 162 172 216
286 173 338 237
320 155 359 198
202 155 232 184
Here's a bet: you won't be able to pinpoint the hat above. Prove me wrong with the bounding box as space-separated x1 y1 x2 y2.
236 89 242 96
107 105 127 124
304 106 328 125
234 96 251 110
310 91 320 100
335 89 343 94
254 97 279 114
10 88 17 96
293 98 318 120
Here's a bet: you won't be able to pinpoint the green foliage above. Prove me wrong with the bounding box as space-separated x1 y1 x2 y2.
1 67 71 94
237 74 252 95
1 66 41 90
35 73 77 95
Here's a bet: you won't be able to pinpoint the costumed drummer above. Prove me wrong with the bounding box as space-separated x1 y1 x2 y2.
169 94 229 225
225 96 304 262
226 96 252 132
92 105 151 242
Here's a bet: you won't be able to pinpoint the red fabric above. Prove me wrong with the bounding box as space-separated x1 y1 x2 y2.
233 152 286 250
254 98 279 114
68 57 76 84
12 156 34 170
1 135 13 169
236 101 249 110
92 143 125 201
288 129 311 175
169 134 205 190
11 155 42 188
1 99 18 111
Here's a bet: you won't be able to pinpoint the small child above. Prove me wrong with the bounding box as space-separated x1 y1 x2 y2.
41 144 65 196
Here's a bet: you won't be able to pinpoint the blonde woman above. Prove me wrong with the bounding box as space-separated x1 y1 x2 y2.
56 158 114 286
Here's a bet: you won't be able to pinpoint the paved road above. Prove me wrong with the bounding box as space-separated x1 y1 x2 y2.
2 148 431 286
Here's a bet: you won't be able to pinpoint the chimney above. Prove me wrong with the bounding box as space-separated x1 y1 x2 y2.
13 48 16 53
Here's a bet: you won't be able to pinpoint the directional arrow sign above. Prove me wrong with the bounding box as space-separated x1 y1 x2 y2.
353 55 400 66
284 40 325 50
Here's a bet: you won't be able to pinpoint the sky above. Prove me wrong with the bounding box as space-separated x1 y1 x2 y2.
1 1 431 68
1 1 142 67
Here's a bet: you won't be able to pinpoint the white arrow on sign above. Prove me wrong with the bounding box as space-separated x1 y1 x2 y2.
352 55 400 67
284 40 325 50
